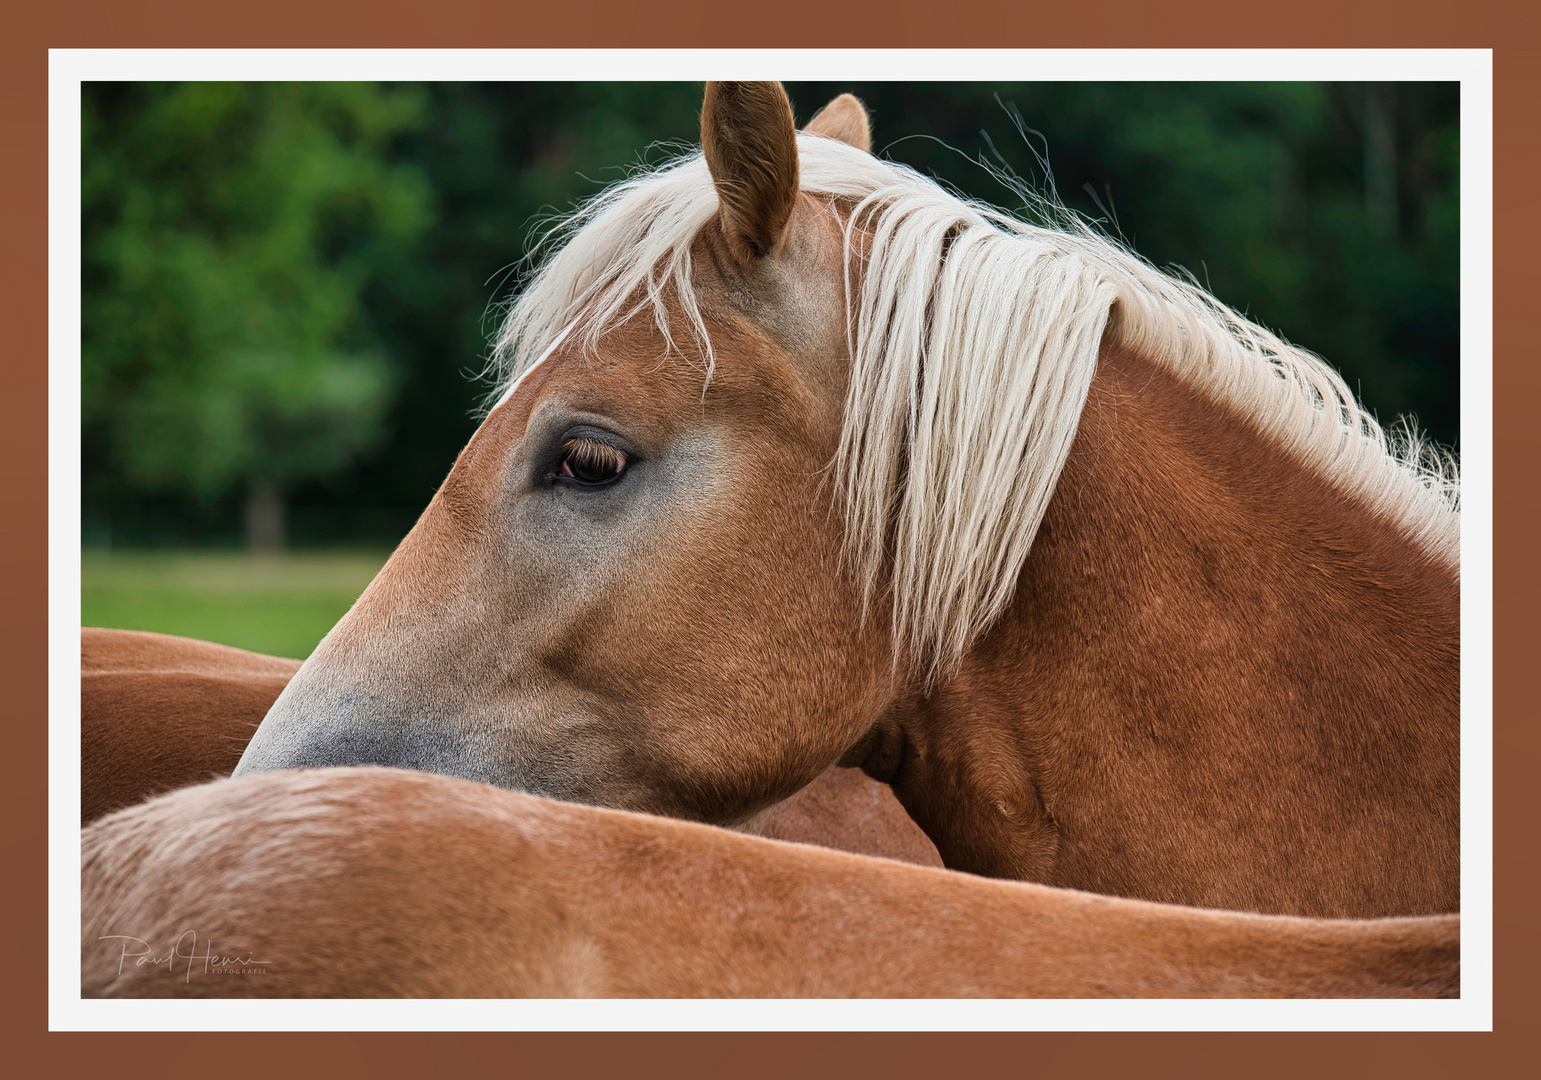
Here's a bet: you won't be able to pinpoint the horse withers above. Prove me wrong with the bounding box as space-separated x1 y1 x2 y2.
235 84 1459 918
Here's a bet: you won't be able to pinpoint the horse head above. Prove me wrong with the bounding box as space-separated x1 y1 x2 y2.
237 85 902 824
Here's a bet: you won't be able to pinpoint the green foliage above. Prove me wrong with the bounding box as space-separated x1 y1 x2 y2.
82 82 1459 550
83 83 433 503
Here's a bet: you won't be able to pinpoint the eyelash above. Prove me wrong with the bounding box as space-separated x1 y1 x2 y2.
555 437 628 485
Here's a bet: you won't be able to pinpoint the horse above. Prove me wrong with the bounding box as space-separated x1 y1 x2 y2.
81 767 1460 998
80 627 941 865
233 83 1460 919
81 628 298 823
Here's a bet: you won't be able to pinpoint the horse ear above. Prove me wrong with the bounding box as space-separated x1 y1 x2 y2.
805 93 872 153
701 81 800 262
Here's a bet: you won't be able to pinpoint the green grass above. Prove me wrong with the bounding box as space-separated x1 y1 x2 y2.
81 549 392 660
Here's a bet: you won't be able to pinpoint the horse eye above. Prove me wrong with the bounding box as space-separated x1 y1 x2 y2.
556 437 628 486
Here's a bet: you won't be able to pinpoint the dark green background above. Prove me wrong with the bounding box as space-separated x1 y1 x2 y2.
82 82 1459 551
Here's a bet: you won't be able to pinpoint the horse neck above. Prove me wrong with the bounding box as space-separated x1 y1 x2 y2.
876 341 1460 914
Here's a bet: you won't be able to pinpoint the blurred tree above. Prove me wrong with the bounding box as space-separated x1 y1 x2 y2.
83 82 433 550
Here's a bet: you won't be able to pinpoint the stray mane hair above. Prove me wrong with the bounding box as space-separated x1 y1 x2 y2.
491 133 1461 679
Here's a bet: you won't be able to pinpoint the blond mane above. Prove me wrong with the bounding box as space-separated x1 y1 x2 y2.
492 134 1461 678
